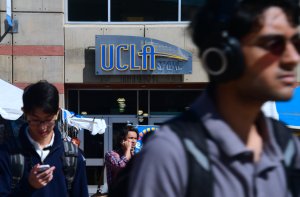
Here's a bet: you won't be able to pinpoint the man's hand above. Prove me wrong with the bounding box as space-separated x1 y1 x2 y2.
28 164 56 189
122 140 132 152
122 140 134 159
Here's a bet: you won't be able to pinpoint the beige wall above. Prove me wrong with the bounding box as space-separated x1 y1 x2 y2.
0 0 207 90
65 24 206 83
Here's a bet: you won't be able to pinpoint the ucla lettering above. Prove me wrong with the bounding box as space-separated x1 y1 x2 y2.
100 44 158 72
95 35 192 75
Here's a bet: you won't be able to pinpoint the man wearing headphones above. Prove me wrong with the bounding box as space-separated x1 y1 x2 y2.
128 0 300 197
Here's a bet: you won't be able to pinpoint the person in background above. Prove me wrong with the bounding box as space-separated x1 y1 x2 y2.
0 80 89 197
128 0 300 197
105 124 138 189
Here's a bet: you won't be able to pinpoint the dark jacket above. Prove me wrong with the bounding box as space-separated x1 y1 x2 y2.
0 124 89 197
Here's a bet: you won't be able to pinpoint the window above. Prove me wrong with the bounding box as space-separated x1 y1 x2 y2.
67 0 202 22
150 90 202 115
67 90 138 115
67 89 202 116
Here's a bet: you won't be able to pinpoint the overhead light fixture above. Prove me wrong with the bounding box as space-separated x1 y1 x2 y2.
117 97 126 113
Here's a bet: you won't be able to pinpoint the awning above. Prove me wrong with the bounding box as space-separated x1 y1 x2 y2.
0 79 23 120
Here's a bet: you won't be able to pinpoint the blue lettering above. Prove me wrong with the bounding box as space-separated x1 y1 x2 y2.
130 44 140 70
116 45 129 71
101 44 114 71
140 45 155 70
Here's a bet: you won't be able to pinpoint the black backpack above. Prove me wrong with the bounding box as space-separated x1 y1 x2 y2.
167 110 300 197
109 110 300 197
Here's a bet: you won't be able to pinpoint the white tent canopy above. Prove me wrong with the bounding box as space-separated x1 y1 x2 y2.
62 109 107 135
0 79 107 135
0 79 23 120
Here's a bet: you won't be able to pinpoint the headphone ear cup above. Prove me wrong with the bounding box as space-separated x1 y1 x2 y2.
201 36 245 83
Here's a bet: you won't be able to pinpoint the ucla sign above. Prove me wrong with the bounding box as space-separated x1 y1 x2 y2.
95 35 192 75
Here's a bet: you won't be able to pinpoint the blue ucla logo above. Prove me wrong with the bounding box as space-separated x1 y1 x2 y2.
100 44 156 71
95 35 192 75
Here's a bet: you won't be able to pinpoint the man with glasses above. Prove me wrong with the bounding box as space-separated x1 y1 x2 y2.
128 0 300 197
0 80 89 196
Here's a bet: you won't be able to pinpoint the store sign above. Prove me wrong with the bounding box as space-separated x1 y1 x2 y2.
135 125 159 153
95 35 192 75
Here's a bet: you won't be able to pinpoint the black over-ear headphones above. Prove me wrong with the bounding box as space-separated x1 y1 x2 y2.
199 0 245 83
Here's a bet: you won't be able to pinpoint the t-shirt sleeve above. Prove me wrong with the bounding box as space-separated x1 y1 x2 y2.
128 125 188 197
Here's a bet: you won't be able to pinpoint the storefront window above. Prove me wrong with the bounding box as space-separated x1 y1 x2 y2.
150 90 202 115
67 0 202 22
67 89 202 115
181 0 202 21
68 0 107 21
84 130 104 158
67 90 137 115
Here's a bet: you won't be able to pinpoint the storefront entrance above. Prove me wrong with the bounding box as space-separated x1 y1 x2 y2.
78 115 170 194
66 88 203 193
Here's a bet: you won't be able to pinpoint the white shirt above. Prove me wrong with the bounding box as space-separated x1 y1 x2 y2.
26 127 55 162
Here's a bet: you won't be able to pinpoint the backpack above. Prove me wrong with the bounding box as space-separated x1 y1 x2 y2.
167 110 300 197
7 139 78 195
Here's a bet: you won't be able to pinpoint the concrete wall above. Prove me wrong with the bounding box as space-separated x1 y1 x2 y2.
0 0 64 107
65 24 205 84
0 0 207 92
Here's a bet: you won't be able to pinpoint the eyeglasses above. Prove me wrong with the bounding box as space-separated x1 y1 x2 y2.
27 119 56 127
252 34 300 56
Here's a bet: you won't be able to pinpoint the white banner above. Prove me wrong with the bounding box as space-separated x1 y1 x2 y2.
62 109 107 135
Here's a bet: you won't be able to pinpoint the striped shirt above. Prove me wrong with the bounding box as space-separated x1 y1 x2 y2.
105 149 128 189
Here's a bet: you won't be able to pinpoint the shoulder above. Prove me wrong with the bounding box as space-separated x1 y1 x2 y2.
147 125 185 149
105 150 118 157
135 125 187 170
129 125 188 197
0 143 9 160
105 150 123 163
2 137 22 154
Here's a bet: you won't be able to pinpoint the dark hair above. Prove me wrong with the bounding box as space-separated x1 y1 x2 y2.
22 80 59 115
190 0 300 50
114 124 138 150
119 125 138 142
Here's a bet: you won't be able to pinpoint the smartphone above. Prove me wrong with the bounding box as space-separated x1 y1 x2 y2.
37 164 50 173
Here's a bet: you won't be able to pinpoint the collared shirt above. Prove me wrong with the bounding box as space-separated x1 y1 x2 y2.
129 89 300 197
105 149 128 188
26 127 55 162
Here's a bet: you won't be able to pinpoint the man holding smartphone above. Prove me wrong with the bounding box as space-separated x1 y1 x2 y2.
0 80 89 196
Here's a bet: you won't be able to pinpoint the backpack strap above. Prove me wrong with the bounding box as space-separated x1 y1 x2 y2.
270 118 295 166
62 140 78 195
5 138 25 191
10 153 25 190
270 118 300 197
166 110 213 197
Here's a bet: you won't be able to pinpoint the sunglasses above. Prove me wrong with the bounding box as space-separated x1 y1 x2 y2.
252 34 300 56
